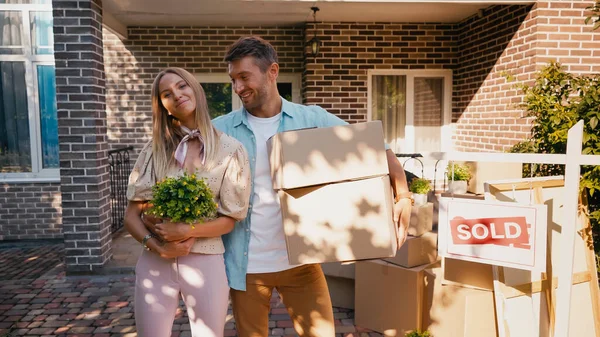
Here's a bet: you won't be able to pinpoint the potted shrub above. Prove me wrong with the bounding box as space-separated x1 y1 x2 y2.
446 162 471 194
409 177 431 206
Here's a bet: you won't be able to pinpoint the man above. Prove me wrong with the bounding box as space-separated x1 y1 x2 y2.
212 36 413 337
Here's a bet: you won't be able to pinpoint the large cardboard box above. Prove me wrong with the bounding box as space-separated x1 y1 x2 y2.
325 275 355 309
268 121 388 190
321 261 355 279
442 257 494 291
466 161 523 194
423 265 498 337
384 231 438 268
280 175 397 264
355 260 431 336
408 202 434 236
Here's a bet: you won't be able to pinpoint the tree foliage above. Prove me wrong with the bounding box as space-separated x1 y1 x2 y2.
586 0 600 31
508 62 600 238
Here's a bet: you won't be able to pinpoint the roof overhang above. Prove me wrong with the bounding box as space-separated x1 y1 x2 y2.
102 0 535 29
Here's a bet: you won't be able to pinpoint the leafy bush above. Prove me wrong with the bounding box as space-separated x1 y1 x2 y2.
446 163 471 182
410 177 432 194
507 62 599 250
405 331 431 337
146 172 218 227
586 0 600 31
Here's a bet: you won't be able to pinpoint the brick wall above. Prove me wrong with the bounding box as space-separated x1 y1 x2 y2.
453 5 534 152
54 0 112 273
303 23 456 123
0 183 62 240
535 0 600 73
453 1 598 152
103 26 304 155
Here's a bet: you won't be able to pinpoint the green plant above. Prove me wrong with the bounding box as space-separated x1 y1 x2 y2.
410 177 432 194
446 163 471 182
146 172 218 227
405 330 431 337
586 0 600 31
507 62 600 255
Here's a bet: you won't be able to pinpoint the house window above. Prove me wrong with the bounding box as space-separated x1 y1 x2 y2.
368 70 452 154
0 2 56 182
195 73 302 119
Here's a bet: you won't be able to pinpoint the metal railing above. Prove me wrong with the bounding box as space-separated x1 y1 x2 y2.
108 146 133 233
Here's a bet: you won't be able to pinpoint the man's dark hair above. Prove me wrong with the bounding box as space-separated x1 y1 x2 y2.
224 36 278 73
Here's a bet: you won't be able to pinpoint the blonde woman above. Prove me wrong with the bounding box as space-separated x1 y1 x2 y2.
124 67 251 337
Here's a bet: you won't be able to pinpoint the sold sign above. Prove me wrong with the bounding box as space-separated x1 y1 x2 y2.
438 198 547 272
450 216 530 249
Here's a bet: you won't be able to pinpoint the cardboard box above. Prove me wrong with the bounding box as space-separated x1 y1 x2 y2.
408 202 433 236
466 161 523 194
321 261 355 279
442 257 494 291
268 121 388 190
423 265 497 337
355 260 431 336
280 175 397 264
384 231 438 268
325 275 355 309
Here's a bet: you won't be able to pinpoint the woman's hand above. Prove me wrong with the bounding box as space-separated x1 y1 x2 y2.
156 238 195 259
154 221 193 242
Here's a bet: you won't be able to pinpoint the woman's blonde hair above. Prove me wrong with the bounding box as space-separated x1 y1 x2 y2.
150 67 220 180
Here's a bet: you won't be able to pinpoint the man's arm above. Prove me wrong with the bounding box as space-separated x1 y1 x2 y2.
386 149 412 247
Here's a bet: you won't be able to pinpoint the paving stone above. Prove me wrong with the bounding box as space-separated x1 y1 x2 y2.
0 243 379 337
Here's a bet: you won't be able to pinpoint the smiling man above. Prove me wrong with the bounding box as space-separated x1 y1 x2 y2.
212 36 412 337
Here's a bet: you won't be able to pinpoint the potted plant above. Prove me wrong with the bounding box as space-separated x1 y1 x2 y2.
405 330 431 337
409 177 431 206
446 162 471 194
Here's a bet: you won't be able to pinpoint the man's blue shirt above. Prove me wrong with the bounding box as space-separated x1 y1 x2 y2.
212 97 347 291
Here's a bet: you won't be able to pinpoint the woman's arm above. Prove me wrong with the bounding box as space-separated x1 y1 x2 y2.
124 201 195 258
153 215 236 242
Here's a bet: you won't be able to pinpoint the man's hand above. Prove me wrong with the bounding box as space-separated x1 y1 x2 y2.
156 238 195 259
154 221 193 242
393 198 412 247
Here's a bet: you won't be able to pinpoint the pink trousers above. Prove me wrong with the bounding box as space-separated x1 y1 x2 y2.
134 250 230 337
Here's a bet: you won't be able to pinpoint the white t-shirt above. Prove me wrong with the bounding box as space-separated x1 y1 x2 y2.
246 112 299 273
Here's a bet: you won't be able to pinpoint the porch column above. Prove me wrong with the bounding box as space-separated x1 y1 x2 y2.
53 0 112 273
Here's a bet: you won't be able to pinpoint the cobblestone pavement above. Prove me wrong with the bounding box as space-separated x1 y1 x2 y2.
0 244 63 281
0 244 383 337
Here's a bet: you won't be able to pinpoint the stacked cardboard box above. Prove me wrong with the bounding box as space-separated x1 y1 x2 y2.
321 261 355 309
423 262 497 337
355 184 439 334
267 121 398 264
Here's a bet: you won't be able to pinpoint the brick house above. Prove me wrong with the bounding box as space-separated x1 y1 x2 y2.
0 0 598 273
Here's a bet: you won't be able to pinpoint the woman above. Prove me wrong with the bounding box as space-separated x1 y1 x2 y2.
124 67 251 337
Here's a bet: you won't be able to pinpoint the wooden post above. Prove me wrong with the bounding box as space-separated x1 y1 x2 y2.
554 120 584 337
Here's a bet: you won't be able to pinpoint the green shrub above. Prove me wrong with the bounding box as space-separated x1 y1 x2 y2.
405 330 431 337
446 163 471 182
410 177 432 194
585 0 600 31
507 62 599 255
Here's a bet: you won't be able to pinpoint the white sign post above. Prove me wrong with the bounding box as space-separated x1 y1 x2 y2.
418 121 600 336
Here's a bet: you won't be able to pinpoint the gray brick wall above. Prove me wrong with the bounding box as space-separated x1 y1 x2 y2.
54 0 112 273
0 183 62 240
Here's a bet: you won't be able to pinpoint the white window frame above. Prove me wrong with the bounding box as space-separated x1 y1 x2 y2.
194 72 302 111
0 2 57 183
367 69 453 153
